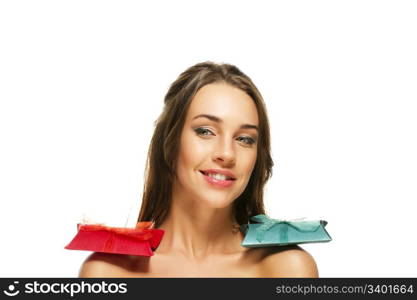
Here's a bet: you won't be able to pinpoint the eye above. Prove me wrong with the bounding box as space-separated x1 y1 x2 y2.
194 127 214 136
236 136 256 145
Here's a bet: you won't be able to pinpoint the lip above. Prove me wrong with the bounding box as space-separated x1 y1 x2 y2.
200 169 236 180
199 169 236 188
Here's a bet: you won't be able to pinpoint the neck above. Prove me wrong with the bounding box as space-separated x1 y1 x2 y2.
156 197 244 260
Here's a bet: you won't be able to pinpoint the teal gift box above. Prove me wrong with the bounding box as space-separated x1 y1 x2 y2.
241 214 332 247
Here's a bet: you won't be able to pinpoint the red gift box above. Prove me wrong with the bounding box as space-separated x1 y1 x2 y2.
65 222 164 256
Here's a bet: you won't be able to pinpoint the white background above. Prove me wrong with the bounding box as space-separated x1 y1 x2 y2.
1 0 416 277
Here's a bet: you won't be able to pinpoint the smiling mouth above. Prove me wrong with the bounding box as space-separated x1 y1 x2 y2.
199 171 236 181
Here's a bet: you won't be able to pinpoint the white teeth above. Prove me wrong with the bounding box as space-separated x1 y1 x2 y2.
208 173 228 181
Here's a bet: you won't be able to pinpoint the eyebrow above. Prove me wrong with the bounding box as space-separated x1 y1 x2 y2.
192 114 259 132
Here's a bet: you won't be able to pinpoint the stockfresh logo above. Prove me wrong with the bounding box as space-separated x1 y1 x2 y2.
3 281 20 297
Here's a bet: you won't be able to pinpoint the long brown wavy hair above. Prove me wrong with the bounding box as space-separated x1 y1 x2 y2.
137 61 273 227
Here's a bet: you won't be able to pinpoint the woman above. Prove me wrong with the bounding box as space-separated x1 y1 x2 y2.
79 62 319 277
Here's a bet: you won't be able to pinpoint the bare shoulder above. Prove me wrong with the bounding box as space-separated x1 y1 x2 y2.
79 252 145 278
258 245 319 278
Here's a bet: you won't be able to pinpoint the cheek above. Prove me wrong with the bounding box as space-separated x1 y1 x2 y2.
239 150 257 181
244 149 257 170
176 134 209 174
176 147 191 178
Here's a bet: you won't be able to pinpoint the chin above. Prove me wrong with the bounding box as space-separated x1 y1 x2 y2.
197 192 237 209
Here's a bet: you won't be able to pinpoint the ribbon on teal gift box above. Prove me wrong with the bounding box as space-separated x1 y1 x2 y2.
241 214 332 247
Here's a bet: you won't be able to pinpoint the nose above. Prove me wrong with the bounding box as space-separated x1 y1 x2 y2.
212 137 236 166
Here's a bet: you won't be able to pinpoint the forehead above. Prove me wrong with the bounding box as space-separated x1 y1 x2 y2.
186 83 259 125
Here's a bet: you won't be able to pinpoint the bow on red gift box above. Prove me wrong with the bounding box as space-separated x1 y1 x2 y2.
65 222 164 256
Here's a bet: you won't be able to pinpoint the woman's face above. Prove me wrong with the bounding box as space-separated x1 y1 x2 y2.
173 83 259 209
